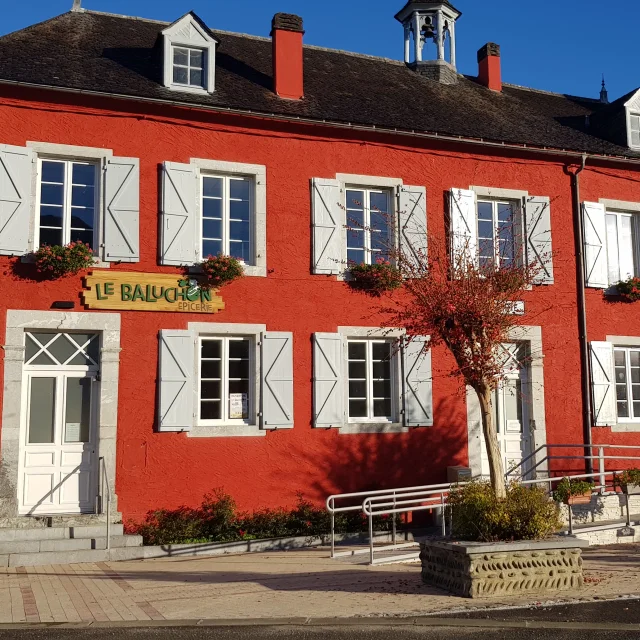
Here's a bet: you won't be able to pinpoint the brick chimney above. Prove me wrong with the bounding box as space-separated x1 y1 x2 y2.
271 13 304 100
477 43 502 92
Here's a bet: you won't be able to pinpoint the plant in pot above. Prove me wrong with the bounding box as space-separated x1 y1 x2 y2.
613 469 640 495
552 477 595 505
346 258 403 297
33 242 96 279
615 276 640 302
192 255 244 290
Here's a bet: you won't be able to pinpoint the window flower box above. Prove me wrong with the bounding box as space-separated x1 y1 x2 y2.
32 242 96 279
347 259 403 297
191 255 244 290
614 469 640 495
615 277 640 302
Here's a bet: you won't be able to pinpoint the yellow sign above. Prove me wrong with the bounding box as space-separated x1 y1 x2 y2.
82 272 224 314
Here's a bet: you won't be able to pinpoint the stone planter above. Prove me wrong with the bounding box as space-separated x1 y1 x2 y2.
420 538 589 599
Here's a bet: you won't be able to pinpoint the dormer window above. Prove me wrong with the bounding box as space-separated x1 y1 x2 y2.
162 12 218 95
172 46 205 88
630 113 640 148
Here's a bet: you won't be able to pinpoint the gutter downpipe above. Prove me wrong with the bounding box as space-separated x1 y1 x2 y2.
571 154 594 476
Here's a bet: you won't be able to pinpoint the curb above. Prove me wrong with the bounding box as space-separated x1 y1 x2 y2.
1 595 639 632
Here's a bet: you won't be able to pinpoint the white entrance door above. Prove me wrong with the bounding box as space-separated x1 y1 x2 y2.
18 332 99 515
481 346 532 481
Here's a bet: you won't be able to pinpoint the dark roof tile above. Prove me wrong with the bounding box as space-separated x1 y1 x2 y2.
0 10 635 158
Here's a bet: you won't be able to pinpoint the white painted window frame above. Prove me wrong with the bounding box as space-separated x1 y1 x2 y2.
600 199 640 287
607 335 640 432
34 157 99 253
345 186 393 266
471 186 527 269
198 335 255 428
476 198 521 268
188 322 266 438
627 111 640 150
191 159 267 278
162 15 217 95
171 44 207 90
613 346 640 424
338 326 406 434
336 174 402 278
26 142 114 267
347 338 397 423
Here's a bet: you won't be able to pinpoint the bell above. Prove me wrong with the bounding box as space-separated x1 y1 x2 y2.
422 17 436 40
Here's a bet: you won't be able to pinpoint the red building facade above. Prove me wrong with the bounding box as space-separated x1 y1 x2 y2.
0 3 639 524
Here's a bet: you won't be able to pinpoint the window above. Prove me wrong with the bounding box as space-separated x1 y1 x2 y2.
36 159 97 249
477 200 518 269
345 188 391 265
630 113 640 148
606 210 638 284
172 46 205 89
201 175 252 263
199 336 253 425
614 347 640 421
347 340 395 422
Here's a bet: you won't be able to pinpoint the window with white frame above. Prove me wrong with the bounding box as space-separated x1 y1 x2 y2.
476 199 519 269
614 346 640 421
36 159 98 249
345 188 392 265
630 113 640 149
199 336 253 425
347 339 395 422
606 210 639 284
202 174 252 264
172 46 206 89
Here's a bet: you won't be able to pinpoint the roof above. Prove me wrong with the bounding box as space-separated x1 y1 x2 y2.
0 9 635 158
395 0 462 21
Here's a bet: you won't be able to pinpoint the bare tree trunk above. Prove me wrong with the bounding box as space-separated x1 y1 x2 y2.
476 384 507 499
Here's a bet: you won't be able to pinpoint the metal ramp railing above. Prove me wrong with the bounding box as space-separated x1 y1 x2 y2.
327 443 640 565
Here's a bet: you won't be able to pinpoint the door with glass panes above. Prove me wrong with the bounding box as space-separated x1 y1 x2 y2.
480 346 532 480
18 333 99 515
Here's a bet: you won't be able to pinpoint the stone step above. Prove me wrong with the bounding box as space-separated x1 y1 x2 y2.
0 533 143 556
0 524 124 542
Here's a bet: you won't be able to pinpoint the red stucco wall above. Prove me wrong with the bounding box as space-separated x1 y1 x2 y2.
0 86 637 520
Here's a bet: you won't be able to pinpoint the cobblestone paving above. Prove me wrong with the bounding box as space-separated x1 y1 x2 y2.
0 545 638 624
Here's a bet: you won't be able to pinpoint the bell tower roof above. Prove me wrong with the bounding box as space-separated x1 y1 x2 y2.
395 1 462 23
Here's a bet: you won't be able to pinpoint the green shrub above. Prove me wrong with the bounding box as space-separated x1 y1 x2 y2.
127 489 399 546
552 477 595 504
447 481 562 542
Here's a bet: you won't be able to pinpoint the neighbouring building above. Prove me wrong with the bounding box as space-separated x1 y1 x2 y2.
0 0 639 529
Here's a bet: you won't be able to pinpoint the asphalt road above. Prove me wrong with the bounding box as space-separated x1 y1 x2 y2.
1 599 640 640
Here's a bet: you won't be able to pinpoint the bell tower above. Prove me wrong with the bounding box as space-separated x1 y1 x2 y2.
395 0 461 85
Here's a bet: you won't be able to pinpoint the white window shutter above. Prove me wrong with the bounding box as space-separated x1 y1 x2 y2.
402 336 433 427
161 162 198 266
398 185 427 270
261 332 294 430
313 333 344 428
104 156 140 262
158 330 194 432
0 144 34 256
311 178 343 274
525 196 553 285
583 202 608 288
449 188 477 269
590 341 617 427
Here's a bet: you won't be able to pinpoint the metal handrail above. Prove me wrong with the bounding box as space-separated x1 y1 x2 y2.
99 457 111 552
328 442 640 564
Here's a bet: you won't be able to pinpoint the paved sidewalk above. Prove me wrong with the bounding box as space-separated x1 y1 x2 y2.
0 545 638 625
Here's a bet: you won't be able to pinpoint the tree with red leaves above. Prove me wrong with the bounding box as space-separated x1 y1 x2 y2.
385 238 538 500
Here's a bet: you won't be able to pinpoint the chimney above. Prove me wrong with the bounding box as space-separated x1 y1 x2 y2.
477 43 502 92
271 13 304 100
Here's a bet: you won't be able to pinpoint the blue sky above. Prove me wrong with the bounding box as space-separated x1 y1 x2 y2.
3 0 638 101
